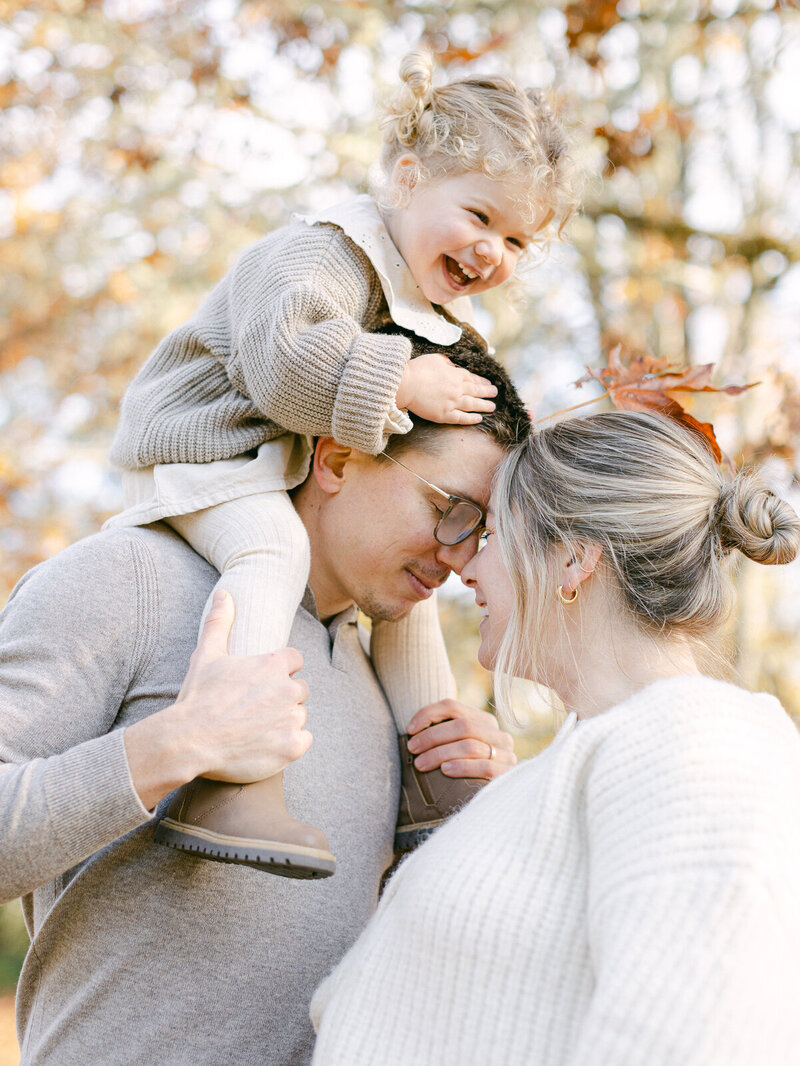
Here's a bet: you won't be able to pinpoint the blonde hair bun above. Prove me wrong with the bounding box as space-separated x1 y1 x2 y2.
399 48 435 104
717 473 800 566
390 49 436 152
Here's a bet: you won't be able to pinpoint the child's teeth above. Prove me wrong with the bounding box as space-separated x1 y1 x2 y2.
459 263 478 279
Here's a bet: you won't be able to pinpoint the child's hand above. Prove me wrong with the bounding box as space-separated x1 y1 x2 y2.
396 353 498 425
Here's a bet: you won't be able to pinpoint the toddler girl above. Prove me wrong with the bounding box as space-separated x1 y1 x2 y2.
108 50 576 878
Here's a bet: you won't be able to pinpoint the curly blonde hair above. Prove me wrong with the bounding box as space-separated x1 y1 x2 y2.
380 49 578 238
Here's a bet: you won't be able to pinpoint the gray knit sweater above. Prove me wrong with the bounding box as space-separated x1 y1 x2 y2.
1 526 399 1065
110 221 416 467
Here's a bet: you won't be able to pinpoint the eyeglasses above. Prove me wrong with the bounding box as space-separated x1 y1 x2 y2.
382 453 485 546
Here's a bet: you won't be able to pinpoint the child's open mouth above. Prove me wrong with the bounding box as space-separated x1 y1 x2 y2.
444 256 476 289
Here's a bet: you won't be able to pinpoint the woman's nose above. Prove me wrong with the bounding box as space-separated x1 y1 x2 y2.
460 558 477 588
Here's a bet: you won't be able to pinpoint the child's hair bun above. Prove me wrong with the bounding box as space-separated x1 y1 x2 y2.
399 49 435 105
716 473 800 565
391 48 436 151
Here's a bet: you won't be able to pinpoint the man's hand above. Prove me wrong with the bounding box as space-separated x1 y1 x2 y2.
124 590 312 810
405 698 517 780
395 353 498 426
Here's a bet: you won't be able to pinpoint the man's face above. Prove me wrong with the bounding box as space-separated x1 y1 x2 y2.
319 428 506 621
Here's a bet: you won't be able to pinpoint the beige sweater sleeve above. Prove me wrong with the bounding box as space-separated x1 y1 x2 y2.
111 223 413 468
227 225 412 452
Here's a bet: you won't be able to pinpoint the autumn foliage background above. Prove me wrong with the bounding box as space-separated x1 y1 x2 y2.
1 0 800 1055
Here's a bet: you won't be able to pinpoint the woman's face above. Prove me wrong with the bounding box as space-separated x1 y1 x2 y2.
460 499 516 670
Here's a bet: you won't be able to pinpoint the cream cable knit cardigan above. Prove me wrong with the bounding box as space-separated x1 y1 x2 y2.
311 675 800 1066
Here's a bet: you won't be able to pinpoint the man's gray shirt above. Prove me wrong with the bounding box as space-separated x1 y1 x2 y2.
0 525 399 1065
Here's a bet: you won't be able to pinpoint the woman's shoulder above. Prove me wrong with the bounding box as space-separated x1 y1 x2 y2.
582 675 800 814
593 673 792 739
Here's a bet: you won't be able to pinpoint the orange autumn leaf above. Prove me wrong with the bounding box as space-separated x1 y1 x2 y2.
574 344 757 463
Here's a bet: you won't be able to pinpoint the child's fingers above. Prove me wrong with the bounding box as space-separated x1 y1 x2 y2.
464 373 498 398
461 396 496 413
442 411 484 425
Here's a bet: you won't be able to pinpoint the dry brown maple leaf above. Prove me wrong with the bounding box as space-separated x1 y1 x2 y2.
571 345 757 463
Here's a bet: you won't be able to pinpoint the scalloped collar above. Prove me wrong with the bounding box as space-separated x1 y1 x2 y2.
295 194 474 347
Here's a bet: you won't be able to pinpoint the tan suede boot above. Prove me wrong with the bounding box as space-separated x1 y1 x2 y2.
394 734 486 852
153 773 336 879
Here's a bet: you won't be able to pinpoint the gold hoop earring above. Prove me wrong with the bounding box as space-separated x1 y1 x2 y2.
578 561 595 574
558 585 578 604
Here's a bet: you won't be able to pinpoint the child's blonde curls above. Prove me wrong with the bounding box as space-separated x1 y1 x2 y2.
380 49 579 239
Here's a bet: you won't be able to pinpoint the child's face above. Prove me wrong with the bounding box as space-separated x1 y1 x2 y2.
386 167 537 306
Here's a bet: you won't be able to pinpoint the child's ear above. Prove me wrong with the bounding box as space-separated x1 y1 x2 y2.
312 437 353 496
389 154 422 204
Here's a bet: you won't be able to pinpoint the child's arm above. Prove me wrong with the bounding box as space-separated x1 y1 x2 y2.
112 223 497 470
224 226 414 456
226 226 494 451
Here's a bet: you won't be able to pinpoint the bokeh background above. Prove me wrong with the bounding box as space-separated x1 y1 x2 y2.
2 0 799 1059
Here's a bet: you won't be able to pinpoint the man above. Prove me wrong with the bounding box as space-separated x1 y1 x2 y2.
0 349 527 1065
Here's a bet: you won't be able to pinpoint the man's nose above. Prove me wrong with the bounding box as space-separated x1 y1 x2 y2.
435 534 480 576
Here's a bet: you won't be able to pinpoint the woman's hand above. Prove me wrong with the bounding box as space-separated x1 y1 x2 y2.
405 698 517 780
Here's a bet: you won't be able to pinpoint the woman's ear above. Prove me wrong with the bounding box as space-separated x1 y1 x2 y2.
560 544 602 597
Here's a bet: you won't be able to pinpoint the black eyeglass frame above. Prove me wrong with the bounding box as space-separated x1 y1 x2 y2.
381 453 485 546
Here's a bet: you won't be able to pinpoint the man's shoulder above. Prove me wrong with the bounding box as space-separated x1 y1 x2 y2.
1 526 219 699
7 523 215 621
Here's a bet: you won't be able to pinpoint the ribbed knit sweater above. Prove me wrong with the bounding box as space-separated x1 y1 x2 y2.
311 675 800 1066
110 218 416 467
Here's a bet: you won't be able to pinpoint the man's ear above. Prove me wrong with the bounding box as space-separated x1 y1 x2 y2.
312 437 354 497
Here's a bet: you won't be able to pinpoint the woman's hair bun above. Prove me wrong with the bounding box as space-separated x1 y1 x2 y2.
716 473 800 565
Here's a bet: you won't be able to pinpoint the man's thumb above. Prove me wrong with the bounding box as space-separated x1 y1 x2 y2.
196 589 235 659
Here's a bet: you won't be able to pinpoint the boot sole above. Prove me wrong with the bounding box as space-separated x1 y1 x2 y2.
153 818 336 879
394 819 444 852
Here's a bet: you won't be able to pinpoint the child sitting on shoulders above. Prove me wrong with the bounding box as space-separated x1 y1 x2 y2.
107 49 577 878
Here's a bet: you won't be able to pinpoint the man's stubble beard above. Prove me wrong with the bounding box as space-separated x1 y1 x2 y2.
354 591 412 624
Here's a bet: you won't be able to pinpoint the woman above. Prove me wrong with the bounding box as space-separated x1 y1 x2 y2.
310 411 800 1066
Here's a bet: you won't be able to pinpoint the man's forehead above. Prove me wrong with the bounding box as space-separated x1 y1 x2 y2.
400 434 504 506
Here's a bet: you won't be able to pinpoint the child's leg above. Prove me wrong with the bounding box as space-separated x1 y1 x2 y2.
372 595 487 855
167 491 310 657
155 492 335 879
369 593 456 734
